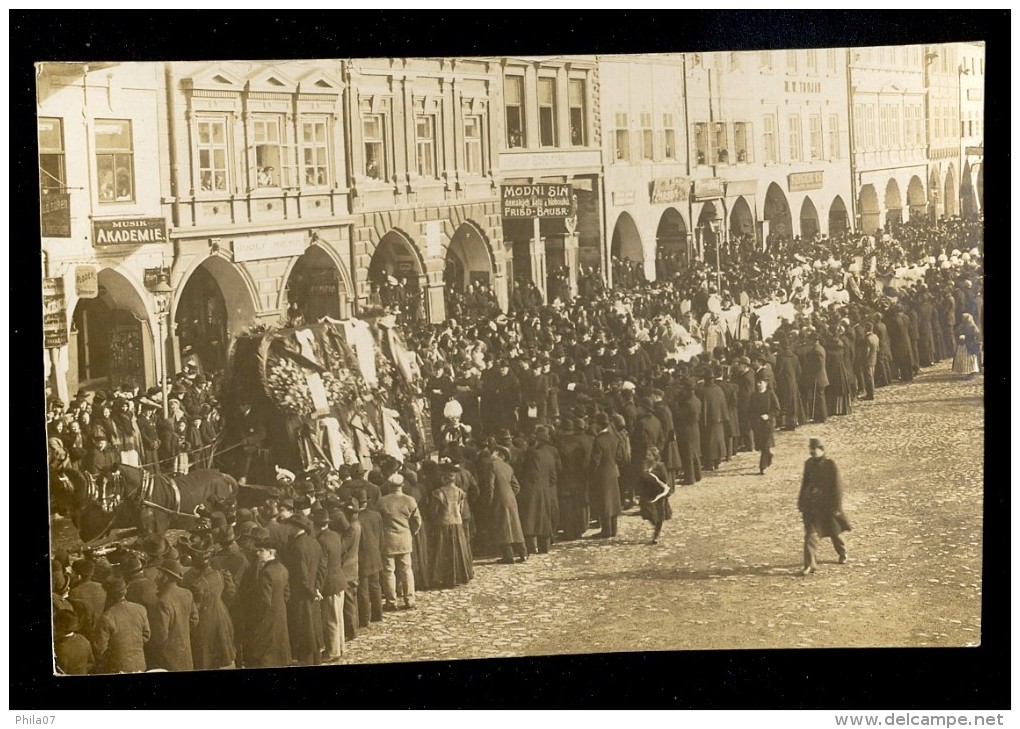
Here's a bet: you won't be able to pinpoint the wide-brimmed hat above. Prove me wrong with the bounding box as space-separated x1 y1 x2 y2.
285 514 314 534
211 524 235 545
138 534 171 558
157 559 186 582
119 554 144 578
54 609 81 635
310 506 330 525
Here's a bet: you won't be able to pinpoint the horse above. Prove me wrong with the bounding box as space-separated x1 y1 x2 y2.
89 464 239 539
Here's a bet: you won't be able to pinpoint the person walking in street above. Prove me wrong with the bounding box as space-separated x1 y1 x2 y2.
797 438 851 575
375 473 422 611
636 447 672 545
671 378 702 486
748 374 781 475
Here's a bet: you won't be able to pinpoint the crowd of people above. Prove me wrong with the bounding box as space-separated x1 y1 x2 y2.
49 215 982 674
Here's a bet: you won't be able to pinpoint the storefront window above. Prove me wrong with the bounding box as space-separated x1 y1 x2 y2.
302 118 329 187
96 119 134 202
693 122 708 165
363 114 386 180
505 76 525 149
464 115 483 175
196 117 229 193
415 114 437 178
733 121 752 163
38 117 65 198
569 79 586 146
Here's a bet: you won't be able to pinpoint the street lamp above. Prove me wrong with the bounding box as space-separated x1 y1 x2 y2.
711 211 724 293
152 273 174 417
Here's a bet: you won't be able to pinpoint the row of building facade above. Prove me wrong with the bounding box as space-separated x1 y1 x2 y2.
38 45 985 401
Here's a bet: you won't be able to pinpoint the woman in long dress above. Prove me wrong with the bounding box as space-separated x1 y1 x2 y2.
951 313 982 377
824 330 853 417
636 447 672 545
428 468 474 588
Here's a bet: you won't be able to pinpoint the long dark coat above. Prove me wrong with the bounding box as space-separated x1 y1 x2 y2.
281 532 326 662
588 429 624 518
150 582 199 671
357 509 385 578
184 566 236 670
699 382 729 464
652 402 682 472
884 310 913 375
916 299 936 366
241 559 291 668
556 432 594 538
517 442 561 537
773 350 803 425
672 391 702 484
798 456 851 539
316 527 346 597
483 457 526 545
747 389 781 451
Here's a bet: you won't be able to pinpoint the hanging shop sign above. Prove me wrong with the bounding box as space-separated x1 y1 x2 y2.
43 276 68 348
233 231 308 263
650 177 691 204
501 184 574 219
692 178 724 200
75 265 99 299
788 171 824 192
92 217 169 246
40 192 72 238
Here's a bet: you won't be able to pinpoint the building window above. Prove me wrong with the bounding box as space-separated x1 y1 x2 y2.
865 105 877 151
464 115 483 175
538 78 557 147
693 121 708 165
733 121 752 163
787 115 802 162
505 76 525 149
640 112 654 160
762 115 777 164
301 118 329 187
933 107 941 140
786 50 798 72
96 119 135 202
253 115 286 188
891 106 901 148
759 51 772 70
941 48 948 73
363 114 386 180
196 117 228 193
828 114 840 158
904 107 914 148
38 117 65 198
827 48 838 72
662 113 676 160
569 79 586 146
809 115 823 160
713 121 729 164
806 49 818 74
415 114 437 178
615 112 631 162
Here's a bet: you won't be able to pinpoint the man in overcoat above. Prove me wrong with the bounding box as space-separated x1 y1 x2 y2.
280 513 327 665
555 419 594 540
242 531 291 668
355 500 386 627
483 445 528 563
699 367 730 471
517 427 561 554
149 559 199 671
312 506 346 661
671 379 702 486
92 576 150 673
797 438 851 575
588 412 625 538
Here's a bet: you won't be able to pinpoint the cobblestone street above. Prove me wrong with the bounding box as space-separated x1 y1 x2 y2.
339 361 984 664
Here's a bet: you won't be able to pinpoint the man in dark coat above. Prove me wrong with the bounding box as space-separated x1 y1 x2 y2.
356 502 385 627
280 514 327 666
588 412 625 538
797 438 851 575
718 372 740 459
483 361 520 436
699 368 730 470
68 559 107 642
671 379 702 486
732 357 758 449
336 502 362 640
884 306 914 382
483 445 528 563
873 314 895 388
554 419 594 540
92 576 150 674
149 559 199 671
747 375 781 475
313 507 346 661
773 344 803 430
242 532 291 668
517 427 561 554
802 335 829 423
54 609 95 675
631 399 664 492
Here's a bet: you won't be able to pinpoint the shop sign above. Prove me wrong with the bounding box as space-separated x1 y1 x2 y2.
501 184 574 219
788 171 824 192
40 192 72 238
233 231 308 262
725 179 758 197
75 265 99 299
92 217 168 246
692 178 724 200
966 88 982 101
612 190 636 206
650 177 690 204
43 277 68 348
965 146 983 156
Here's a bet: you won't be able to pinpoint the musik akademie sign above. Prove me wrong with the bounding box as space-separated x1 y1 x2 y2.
92 217 168 246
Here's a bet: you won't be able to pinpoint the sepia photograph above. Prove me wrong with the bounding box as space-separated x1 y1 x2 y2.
26 12 996 705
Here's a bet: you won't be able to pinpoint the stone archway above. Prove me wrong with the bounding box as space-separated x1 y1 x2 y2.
445 221 495 292
799 196 820 241
728 196 754 239
696 200 724 265
175 256 258 373
959 162 979 219
907 176 926 222
943 164 958 218
70 267 154 391
610 211 643 263
884 178 903 229
763 182 791 239
828 195 849 236
368 229 426 316
285 244 352 322
928 169 942 221
655 207 689 279
858 184 881 235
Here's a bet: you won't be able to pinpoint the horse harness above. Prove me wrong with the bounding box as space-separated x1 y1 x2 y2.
139 468 199 519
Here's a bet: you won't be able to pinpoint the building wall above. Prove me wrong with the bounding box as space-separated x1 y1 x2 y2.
599 54 691 281
924 43 962 218
957 42 984 218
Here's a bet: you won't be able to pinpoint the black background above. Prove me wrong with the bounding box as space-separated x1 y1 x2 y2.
11 10 1006 710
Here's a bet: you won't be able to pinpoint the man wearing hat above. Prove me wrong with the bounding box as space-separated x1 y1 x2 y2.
483 444 527 563
241 528 291 668
68 559 108 642
149 559 199 671
280 513 327 665
210 520 249 664
375 473 422 611
748 373 782 475
355 496 386 628
312 506 346 662
93 575 151 673
54 609 95 675
699 367 730 471
797 438 851 575
517 426 560 555
588 412 625 538
555 418 594 541
339 463 381 510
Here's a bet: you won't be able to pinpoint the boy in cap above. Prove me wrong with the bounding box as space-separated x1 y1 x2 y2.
375 474 421 610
